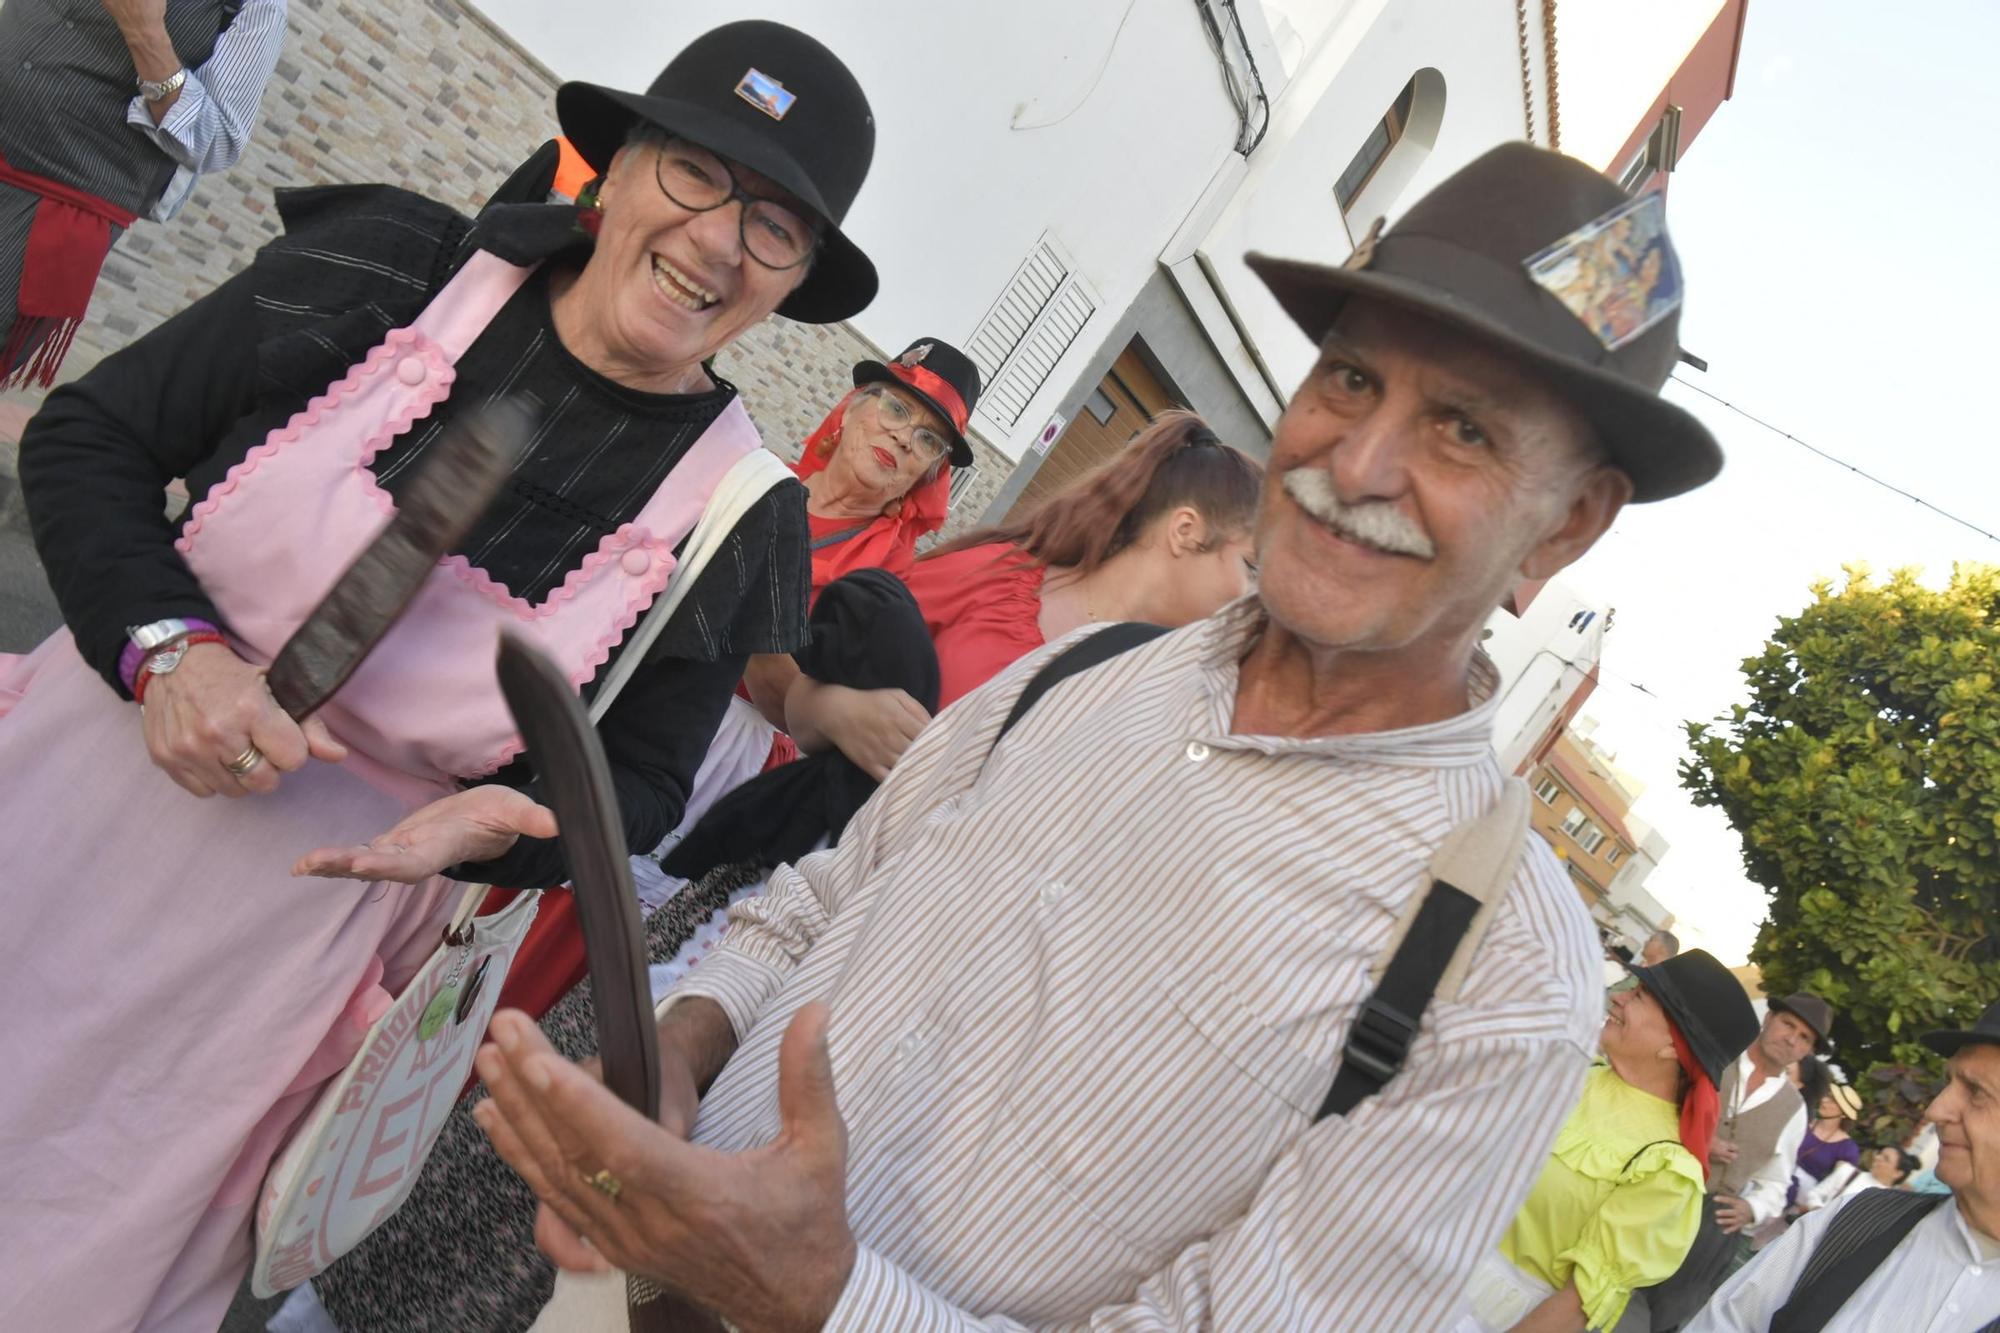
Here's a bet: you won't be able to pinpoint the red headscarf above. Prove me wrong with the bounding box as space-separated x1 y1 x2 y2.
1668 1018 1721 1179
792 378 953 598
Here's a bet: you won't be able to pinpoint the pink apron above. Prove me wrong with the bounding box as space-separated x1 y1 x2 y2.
0 251 759 1333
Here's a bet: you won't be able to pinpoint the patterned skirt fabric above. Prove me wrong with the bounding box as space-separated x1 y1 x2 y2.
311 864 761 1333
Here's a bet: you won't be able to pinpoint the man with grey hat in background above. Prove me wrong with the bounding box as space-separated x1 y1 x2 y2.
1632 992 1833 1329
1686 1000 2000 1331
469 141 1726 1329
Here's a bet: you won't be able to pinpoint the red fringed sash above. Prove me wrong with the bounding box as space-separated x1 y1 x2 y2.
0 152 137 389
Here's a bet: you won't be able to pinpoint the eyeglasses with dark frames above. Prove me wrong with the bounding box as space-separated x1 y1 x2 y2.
652 140 820 270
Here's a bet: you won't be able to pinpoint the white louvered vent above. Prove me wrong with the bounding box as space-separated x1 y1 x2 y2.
965 234 1099 431
948 462 981 508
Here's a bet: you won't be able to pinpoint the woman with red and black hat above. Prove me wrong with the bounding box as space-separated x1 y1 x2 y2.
1457 949 1760 1332
0 20 878 1329
726 336 983 779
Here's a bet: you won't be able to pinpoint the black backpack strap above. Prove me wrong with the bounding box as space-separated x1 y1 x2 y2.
993 622 1169 747
1316 879 1482 1119
1316 780 1531 1121
1769 1189 1950 1333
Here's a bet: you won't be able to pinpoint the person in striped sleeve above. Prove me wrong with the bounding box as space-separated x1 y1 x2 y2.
469 142 1728 1330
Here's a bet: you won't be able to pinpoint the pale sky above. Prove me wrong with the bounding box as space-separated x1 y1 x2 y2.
1555 0 2000 963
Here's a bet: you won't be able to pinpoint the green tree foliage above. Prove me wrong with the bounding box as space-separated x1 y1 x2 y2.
1682 564 2000 1128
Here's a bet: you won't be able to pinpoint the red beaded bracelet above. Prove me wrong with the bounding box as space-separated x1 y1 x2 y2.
133 632 228 705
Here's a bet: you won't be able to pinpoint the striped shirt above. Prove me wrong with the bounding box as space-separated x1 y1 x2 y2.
123 0 288 220
671 596 1603 1329
1687 1191 2000 1332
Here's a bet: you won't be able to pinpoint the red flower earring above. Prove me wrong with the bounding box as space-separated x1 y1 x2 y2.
574 181 605 241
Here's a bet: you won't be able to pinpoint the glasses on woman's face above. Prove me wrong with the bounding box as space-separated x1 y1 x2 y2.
871 390 951 463
652 141 819 270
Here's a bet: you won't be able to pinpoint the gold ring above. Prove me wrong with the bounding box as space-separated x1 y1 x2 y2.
224 745 265 776
581 1167 622 1201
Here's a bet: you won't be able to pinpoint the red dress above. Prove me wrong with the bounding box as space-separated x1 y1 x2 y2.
900 542 1049 709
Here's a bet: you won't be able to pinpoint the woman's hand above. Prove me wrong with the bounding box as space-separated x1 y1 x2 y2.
141 641 347 798
292 786 559 884
789 679 930 782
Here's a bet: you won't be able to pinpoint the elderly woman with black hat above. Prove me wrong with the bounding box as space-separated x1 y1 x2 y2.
0 21 875 1331
1456 949 1760 1332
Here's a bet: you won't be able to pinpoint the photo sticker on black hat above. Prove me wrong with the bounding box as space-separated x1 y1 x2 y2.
735 68 795 120
1523 192 1683 352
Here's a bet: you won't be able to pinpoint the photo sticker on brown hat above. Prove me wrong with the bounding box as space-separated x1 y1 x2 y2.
1523 191 1683 352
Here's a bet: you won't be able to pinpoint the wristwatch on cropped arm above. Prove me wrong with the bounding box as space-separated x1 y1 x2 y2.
137 68 188 104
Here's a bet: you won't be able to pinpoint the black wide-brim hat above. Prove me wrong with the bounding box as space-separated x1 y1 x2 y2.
1628 948 1760 1087
1245 142 1721 503
852 337 983 468
1923 1000 2000 1059
557 20 877 324
1769 991 1837 1053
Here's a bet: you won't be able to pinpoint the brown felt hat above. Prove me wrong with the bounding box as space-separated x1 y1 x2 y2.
1770 992 1837 1052
1245 142 1721 503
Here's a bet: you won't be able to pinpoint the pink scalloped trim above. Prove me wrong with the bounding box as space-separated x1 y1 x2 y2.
570 551 681 686
177 329 456 553
440 522 674 620
458 545 682 778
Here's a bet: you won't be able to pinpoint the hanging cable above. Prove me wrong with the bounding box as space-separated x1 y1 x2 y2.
1192 0 1271 156
1668 375 2000 547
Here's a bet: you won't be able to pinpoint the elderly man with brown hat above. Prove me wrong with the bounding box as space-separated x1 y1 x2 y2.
463 142 1727 1330
1630 992 1835 1330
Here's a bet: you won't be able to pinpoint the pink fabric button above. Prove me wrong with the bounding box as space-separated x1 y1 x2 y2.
620 548 652 576
395 356 428 386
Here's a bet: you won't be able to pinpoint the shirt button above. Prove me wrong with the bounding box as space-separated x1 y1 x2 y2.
1186 740 1211 762
897 1032 921 1060
620 547 651 576
19 60 32 71
1040 882 1063 907
394 355 428 385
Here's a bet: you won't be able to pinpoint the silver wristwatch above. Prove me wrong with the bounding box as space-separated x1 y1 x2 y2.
129 617 198 653
143 635 200 679
137 67 188 104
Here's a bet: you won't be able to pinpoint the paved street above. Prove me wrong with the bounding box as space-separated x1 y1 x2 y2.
0 415 62 655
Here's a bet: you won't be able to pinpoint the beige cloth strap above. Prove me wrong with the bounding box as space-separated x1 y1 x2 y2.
1368 778 1530 1005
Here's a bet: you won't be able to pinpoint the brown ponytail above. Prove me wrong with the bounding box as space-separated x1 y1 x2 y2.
927 410 1262 573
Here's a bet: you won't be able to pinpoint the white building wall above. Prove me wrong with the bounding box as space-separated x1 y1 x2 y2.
1482 580 1610 775
1195 0 1543 402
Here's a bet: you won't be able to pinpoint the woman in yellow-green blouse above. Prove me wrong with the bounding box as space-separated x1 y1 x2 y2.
1456 948 1760 1332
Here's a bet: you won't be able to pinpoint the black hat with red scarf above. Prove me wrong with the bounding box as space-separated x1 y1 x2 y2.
852 337 983 468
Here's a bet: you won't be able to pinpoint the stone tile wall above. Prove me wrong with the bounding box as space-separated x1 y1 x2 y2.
7 0 1014 526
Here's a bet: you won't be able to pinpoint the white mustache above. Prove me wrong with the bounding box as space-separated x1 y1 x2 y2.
1280 469 1436 559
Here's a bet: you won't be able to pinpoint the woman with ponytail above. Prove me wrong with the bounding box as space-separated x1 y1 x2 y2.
665 408 1262 884
1456 948 1759 1332
782 409 1262 775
